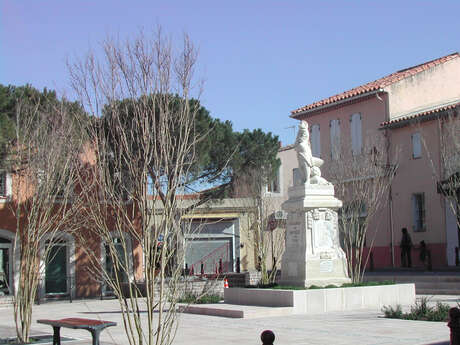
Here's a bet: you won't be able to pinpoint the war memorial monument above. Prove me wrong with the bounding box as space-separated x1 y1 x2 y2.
280 120 351 287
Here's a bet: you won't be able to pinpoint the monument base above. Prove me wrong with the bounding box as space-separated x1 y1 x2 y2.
280 184 351 287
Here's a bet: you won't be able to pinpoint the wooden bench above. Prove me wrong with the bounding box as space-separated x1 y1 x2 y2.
37 318 116 345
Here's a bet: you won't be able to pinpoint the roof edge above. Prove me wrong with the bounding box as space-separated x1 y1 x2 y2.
290 89 384 119
380 101 460 129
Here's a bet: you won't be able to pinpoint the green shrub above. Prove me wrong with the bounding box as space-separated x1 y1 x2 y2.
342 280 394 288
178 294 221 304
382 297 452 322
382 304 403 319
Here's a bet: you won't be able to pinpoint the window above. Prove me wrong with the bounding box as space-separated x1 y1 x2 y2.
350 113 362 155
412 132 422 159
330 119 341 160
0 172 11 200
311 124 321 158
412 193 426 232
105 237 129 290
267 167 280 193
0 173 6 197
338 201 367 248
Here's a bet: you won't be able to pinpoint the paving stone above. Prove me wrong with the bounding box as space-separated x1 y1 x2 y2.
0 297 452 344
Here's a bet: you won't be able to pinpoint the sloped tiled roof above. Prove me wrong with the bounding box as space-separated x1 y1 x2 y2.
291 52 460 117
380 101 460 128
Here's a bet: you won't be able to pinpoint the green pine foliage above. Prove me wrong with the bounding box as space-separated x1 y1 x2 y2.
100 94 280 202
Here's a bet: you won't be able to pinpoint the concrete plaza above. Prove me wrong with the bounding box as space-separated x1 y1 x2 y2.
0 295 457 345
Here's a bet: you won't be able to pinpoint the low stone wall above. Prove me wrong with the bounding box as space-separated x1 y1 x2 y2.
224 283 416 314
122 278 225 298
245 271 262 286
225 271 281 287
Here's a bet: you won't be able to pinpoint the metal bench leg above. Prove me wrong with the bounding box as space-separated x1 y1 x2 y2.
52 326 61 345
90 329 102 345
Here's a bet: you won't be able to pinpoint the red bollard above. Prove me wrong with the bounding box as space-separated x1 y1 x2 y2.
448 307 460 345
261 330 275 345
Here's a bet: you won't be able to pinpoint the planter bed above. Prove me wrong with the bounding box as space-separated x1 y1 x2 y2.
224 283 415 314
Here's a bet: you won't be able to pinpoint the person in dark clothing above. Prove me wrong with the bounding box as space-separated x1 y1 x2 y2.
400 228 412 268
419 240 427 265
419 240 432 270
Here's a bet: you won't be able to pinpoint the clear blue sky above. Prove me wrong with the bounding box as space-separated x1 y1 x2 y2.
1 1 459 146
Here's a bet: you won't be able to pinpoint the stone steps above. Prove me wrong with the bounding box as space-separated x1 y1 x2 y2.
364 272 460 295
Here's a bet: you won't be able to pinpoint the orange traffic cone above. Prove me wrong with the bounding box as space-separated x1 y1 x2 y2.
224 278 229 288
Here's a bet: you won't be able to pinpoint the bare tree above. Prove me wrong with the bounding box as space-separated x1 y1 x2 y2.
439 110 460 259
421 108 460 263
10 95 84 343
327 136 398 283
68 29 208 345
237 167 285 285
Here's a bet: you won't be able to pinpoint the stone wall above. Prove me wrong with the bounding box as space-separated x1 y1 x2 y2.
121 277 225 298
225 271 281 287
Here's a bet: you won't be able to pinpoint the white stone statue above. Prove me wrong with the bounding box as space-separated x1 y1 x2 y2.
310 166 331 185
295 121 328 185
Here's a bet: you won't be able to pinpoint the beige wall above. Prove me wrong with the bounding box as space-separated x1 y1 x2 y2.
385 57 460 120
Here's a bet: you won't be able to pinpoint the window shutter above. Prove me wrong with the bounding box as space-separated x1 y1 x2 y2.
311 124 321 157
412 132 421 158
330 119 341 160
351 113 362 155
412 194 418 231
420 194 425 230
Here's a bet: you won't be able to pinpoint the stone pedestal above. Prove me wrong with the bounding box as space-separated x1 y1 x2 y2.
280 184 351 287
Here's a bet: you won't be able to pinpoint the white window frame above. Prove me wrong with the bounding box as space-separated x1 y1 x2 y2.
0 172 12 202
266 166 281 194
350 113 362 156
411 132 422 159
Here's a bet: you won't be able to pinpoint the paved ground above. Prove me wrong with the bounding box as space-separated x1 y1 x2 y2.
0 295 458 345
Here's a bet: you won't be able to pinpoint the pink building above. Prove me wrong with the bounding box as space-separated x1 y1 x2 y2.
286 52 460 269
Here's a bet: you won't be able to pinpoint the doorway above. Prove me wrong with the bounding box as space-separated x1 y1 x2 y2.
45 241 68 295
0 238 11 295
104 238 128 293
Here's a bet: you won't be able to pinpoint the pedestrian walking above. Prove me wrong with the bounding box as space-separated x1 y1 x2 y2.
400 227 412 268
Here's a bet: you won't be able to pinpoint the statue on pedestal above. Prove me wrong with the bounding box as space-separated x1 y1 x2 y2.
295 121 330 185
280 120 349 287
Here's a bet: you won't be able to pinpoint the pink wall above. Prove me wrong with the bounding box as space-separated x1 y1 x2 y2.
387 119 448 266
297 95 394 250
292 95 451 268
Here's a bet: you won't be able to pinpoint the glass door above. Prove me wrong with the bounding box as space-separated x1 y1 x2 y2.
0 243 10 295
105 238 128 292
45 243 68 294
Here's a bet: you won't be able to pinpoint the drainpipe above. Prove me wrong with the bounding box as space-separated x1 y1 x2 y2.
377 92 395 267
389 184 395 267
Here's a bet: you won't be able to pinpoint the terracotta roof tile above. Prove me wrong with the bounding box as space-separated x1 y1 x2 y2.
291 52 460 117
380 101 460 127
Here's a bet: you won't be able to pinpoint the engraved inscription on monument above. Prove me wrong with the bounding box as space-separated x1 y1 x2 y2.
313 219 334 249
287 224 301 248
319 260 333 273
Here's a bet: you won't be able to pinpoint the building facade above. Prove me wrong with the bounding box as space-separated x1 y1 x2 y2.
287 52 460 268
